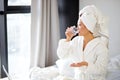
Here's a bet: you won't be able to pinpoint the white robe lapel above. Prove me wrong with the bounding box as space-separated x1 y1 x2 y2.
83 37 100 57
71 36 84 62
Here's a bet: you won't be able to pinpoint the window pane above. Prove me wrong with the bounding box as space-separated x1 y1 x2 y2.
7 14 31 77
8 0 31 6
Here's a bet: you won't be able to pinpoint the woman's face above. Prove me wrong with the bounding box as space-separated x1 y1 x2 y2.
77 17 90 36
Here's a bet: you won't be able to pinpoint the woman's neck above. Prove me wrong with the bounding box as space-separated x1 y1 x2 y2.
83 33 94 50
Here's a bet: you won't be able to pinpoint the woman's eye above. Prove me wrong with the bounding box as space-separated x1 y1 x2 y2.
80 13 83 17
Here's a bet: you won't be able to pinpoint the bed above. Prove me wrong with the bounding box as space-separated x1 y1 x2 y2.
30 55 120 80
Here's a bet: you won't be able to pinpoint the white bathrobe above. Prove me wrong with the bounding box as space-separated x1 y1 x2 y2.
56 36 108 80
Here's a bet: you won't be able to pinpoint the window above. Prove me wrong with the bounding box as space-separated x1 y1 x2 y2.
7 14 31 77
5 0 31 77
8 0 31 6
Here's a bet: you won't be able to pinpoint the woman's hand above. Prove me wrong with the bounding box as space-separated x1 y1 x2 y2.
65 27 75 42
70 61 88 67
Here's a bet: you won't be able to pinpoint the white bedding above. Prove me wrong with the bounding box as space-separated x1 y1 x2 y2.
106 55 120 80
107 70 120 80
29 66 59 80
30 55 120 80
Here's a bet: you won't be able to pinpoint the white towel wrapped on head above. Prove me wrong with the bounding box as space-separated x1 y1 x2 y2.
79 5 109 47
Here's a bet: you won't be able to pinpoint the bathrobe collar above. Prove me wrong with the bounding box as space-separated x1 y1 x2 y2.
83 37 101 56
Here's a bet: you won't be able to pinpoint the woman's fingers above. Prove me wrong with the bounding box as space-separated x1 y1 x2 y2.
70 63 76 67
70 63 81 67
65 27 74 41
70 61 88 67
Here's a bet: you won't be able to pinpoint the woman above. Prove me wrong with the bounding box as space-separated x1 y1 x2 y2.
56 5 109 80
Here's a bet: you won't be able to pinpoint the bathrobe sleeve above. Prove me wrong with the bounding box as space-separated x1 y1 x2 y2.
86 43 109 76
57 36 84 59
57 39 72 59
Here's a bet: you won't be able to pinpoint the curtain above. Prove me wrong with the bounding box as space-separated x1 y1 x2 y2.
30 0 60 68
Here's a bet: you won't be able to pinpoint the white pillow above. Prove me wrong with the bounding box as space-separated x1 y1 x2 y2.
108 55 120 71
107 70 120 80
107 55 120 80
29 66 59 80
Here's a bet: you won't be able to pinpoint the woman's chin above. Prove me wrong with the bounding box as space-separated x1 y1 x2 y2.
78 34 82 36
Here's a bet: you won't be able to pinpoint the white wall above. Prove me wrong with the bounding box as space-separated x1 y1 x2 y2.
79 0 120 57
